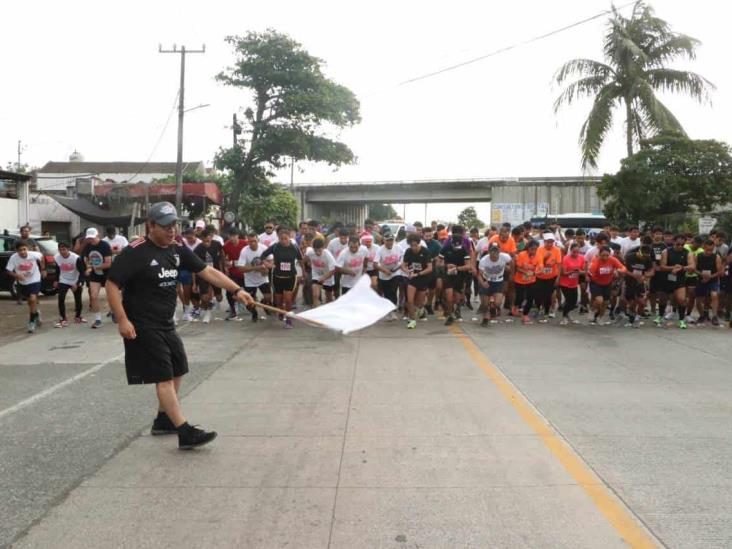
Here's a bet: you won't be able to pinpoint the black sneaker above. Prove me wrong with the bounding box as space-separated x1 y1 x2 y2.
178 424 218 450
425 304 434 315
444 315 455 326
480 318 489 327
150 413 178 436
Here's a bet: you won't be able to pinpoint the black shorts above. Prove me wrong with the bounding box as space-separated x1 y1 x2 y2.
649 275 666 293
273 276 297 294
665 276 686 293
685 277 698 288
19 282 41 297
89 273 107 286
245 283 271 298
590 282 612 301
624 283 646 301
367 269 378 278
124 329 188 385
408 275 429 291
443 273 466 291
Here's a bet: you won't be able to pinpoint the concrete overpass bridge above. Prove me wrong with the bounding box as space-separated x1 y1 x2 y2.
293 176 603 226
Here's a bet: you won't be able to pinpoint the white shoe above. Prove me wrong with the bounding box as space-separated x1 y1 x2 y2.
259 312 267 320
664 311 676 321
202 310 212 324
182 312 193 322
684 315 695 324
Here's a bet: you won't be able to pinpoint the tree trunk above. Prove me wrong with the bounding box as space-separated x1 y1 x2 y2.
625 98 634 157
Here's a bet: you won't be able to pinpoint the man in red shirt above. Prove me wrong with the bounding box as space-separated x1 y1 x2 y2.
222 229 248 320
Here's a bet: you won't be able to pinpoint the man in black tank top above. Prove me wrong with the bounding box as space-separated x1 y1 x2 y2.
649 227 671 321
694 239 724 325
660 234 696 329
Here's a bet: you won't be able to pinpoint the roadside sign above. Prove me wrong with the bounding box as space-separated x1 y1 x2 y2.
698 217 717 234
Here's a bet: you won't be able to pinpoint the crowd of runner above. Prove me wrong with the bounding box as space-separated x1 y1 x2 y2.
6 217 732 333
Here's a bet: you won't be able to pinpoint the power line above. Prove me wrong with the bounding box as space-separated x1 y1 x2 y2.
367 1 637 96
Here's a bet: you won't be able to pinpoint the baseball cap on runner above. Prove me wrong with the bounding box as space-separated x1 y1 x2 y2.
542 233 555 241
195 220 206 229
85 227 99 239
147 202 181 226
384 232 395 240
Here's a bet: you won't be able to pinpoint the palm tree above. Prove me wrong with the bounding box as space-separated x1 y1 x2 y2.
554 1 714 170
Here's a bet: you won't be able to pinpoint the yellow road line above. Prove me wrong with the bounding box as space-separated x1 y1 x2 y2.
449 325 657 548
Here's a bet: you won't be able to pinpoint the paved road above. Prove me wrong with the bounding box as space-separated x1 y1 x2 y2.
1 302 731 548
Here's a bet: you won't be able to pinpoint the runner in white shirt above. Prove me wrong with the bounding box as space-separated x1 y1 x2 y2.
360 233 380 290
103 226 129 258
375 233 403 320
53 241 85 327
6 240 45 333
327 229 350 297
335 236 369 293
305 239 337 306
238 233 271 321
477 244 513 326
620 227 642 257
258 220 279 249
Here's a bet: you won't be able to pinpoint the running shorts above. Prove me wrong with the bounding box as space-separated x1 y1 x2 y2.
649 274 666 293
685 276 698 288
479 280 505 296
19 282 41 297
124 329 188 384
665 275 686 293
245 283 271 298
177 269 192 285
624 282 646 301
443 272 467 290
590 282 612 301
695 280 720 297
89 273 107 286
407 276 429 291
367 269 378 278
273 275 297 293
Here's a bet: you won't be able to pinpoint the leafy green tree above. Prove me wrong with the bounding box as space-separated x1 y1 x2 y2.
457 206 484 229
598 133 732 228
215 30 361 214
554 1 714 169
368 203 398 220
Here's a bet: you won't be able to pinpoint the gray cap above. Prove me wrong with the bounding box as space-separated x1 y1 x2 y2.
147 202 180 226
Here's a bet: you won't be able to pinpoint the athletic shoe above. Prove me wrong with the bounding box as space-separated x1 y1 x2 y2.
91 318 102 329
75 316 87 324
202 310 212 324
419 308 428 321
663 311 676 321
425 305 434 315
521 315 532 325
284 318 293 329
27 320 36 333
225 312 238 321
54 318 67 328
454 307 463 321
251 310 259 323
151 413 178 436
589 318 598 325
579 305 588 315
679 320 687 330
653 315 662 325
480 318 489 327
711 316 720 327
406 319 417 329
259 312 267 321
684 315 695 325
401 315 409 321
178 424 217 450
182 311 193 322
560 318 569 326
444 315 455 326
548 311 556 319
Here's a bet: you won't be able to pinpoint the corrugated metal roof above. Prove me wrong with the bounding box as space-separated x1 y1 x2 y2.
37 161 204 174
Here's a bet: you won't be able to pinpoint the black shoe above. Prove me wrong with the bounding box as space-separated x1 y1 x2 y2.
251 310 259 323
178 423 218 450
444 315 455 326
454 307 462 320
425 304 434 315
480 318 489 327
150 413 177 436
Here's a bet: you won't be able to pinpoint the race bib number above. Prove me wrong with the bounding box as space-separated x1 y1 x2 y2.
633 269 643 277
522 273 532 281
542 267 552 274
568 272 578 279
655 253 662 261
411 262 422 272
702 270 711 277
599 266 612 275
668 273 677 282
280 261 292 272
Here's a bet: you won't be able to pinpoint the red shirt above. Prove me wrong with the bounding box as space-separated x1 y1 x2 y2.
559 254 585 289
223 239 248 278
589 256 626 286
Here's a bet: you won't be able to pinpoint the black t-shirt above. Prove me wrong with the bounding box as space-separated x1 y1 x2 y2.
108 238 205 331
624 250 653 288
82 240 113 276
193 241 223 271
440 242 469 267
262 242 302 277
650 242 669 266
403 247 431 273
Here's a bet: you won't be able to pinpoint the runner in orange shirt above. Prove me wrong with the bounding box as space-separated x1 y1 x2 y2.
588 246 628 324
534 233 562 322
514 240 540 324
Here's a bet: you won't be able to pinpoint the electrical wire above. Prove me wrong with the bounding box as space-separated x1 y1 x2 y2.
366 1 637 97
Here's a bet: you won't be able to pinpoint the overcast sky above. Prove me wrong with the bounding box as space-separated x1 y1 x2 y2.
2 0 729 223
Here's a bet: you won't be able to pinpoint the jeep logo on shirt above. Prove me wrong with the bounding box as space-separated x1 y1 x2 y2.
159 268 178 279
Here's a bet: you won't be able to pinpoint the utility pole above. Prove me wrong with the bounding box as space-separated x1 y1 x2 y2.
159 44 205 213
16 140 23 172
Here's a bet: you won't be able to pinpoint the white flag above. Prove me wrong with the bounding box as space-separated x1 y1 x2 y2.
291 274 396 334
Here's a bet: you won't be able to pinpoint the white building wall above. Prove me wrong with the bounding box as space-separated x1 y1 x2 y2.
27 194 79 235
0 197 19 231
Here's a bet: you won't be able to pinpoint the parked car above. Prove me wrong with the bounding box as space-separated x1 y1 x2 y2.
0 234 59 297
